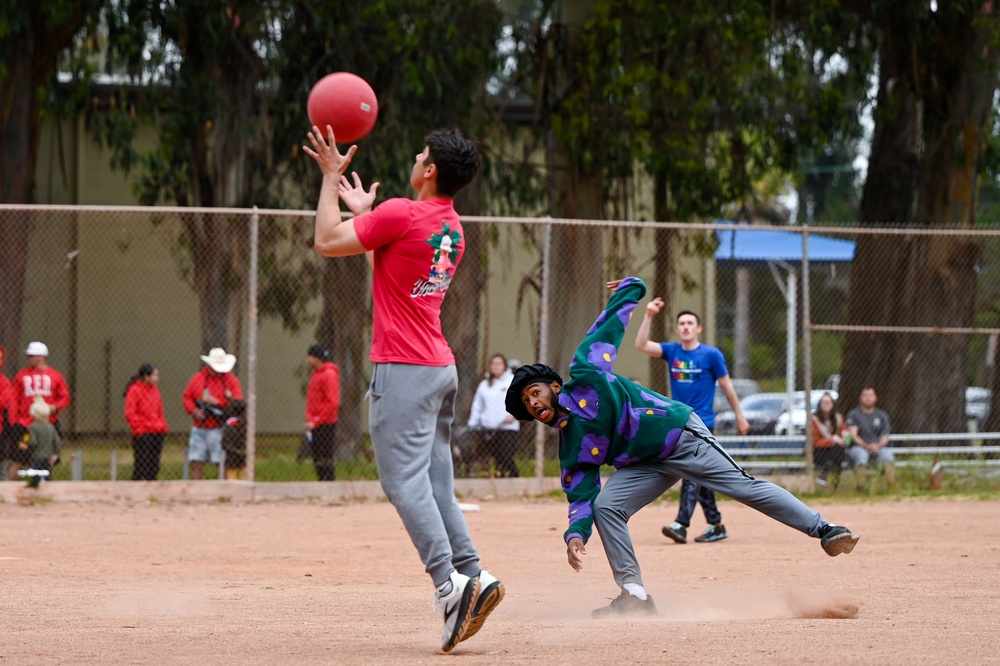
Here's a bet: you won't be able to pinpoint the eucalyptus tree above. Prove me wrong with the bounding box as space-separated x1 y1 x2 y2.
0 0 103 356
266 0 505 449
838 0 1000 433
549 0 868 390
98 0 285 354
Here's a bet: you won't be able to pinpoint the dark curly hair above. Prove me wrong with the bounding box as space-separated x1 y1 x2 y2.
424 128 481 197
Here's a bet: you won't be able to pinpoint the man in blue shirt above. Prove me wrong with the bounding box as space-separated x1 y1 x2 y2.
635 299 749 543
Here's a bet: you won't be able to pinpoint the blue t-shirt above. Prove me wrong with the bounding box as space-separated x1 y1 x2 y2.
659 342 729 428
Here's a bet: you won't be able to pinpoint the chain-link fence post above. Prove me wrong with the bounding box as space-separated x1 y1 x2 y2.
534 221 553 478
246 207 259 483
802 225 815 485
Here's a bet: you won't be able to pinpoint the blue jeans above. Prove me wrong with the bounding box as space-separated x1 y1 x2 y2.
674 479 722 527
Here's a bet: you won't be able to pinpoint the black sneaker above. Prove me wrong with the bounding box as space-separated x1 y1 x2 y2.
463 569 505 642
819 524 860 556
694 524 728 543
661 522 688 543
592 590 657 618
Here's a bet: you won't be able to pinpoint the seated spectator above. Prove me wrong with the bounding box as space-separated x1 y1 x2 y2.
811 392 847 488
846 386 896 486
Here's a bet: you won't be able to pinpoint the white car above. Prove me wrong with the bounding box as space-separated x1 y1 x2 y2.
773 390 840 436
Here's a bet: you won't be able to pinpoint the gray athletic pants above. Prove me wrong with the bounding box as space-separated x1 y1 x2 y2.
369 363 480 587
593 413 827 588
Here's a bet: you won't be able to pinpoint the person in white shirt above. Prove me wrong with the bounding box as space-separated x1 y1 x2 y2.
467 354 521 477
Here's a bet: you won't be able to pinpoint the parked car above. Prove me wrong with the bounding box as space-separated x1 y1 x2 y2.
967 387 991 428
715 392 791 436
712 378 761 415
774 390 840 436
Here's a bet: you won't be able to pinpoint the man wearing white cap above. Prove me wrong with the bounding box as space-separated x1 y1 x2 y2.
8 342 71 480
182 347 243 480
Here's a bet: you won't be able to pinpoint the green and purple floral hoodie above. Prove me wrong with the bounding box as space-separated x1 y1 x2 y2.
552 277 693 545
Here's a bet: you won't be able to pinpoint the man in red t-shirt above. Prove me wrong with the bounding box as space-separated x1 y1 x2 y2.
8 341 71 480
304 344 340 481
304 126 503 652
182 347 243 480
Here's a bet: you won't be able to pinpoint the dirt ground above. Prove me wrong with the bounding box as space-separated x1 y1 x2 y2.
1 495 998 665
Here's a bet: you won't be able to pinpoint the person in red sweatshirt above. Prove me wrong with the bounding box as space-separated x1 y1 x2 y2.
182 348 242 480
0 345 15 478
124 364 168 480
304 344 341 481
9 342 71 480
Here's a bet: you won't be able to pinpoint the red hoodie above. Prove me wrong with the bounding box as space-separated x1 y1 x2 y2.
125 380 168 436
0 346 12 435
306 361 340 426
182 367 243 428
11 362 71 427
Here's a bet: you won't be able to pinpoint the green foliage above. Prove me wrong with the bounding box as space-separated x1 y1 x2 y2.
749 342 779 379
267 0 506 202
807 331 845 386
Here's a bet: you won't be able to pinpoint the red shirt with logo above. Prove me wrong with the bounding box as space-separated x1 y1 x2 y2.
353 197 464 366
125 381 168 436
11 365 71 427
306 361 341 425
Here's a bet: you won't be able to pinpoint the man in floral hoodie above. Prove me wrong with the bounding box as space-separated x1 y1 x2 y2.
506 277 860 618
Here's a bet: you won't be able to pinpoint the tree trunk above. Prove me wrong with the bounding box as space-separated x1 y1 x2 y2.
646 174 673 395
317 255 370 461
0 4 92 352
546 0 604 376
443 181 487 426
842 9 998 433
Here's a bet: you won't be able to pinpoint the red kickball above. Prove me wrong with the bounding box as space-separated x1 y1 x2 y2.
307 72 378 144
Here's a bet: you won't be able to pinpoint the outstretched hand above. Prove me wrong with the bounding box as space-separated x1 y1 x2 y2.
302 125 357 178
339 171 379 217
646 296 665 316
567 537 586 571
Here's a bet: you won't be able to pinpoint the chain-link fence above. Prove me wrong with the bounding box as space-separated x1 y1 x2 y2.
1 205 998 483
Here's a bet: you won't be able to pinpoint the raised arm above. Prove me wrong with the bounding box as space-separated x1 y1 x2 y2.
634 296 665 358
568 277 648 381
303 126 368 257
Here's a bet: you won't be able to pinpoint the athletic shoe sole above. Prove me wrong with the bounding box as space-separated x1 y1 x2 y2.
462 579 505 642
822 532 860 556
661 526 687 544
442 578 481 652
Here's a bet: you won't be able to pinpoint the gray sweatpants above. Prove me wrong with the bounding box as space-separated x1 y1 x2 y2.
593 413 827 588
369 363 480 587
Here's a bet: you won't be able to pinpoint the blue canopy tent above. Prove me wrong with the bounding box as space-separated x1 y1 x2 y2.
713 223 855 408
715 225 856 263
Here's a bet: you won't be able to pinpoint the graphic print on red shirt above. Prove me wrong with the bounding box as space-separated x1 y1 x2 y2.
353 197 464 366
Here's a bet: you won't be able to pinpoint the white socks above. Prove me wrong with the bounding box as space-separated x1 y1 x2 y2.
623 583 648 600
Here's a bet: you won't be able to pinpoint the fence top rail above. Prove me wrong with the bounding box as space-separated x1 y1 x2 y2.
5 204 1000 236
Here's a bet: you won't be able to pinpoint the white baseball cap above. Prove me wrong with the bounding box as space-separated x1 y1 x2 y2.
25 341 49 356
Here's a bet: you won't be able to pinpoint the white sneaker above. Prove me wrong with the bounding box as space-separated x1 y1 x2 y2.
435 571 481 652
463 569 505 641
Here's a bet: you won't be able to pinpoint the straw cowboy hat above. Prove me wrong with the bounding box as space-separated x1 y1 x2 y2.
201 347 237 373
